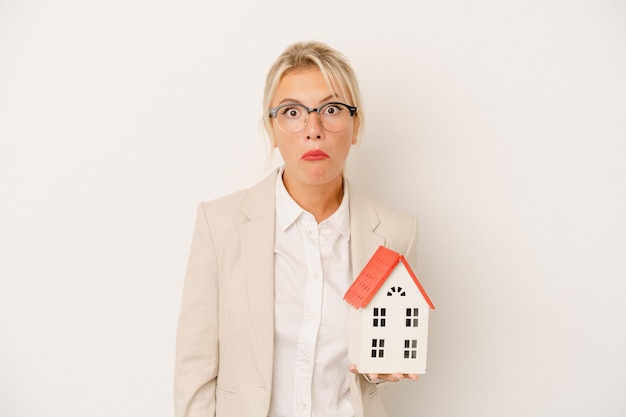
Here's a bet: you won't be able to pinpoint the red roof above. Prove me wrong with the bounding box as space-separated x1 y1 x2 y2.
343 246 435 310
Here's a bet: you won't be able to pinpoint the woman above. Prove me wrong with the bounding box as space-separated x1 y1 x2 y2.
174 41 419 417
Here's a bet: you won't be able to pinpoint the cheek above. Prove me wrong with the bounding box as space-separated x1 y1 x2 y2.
270 125 279 148
343 126 357 147
350 121 359 144
273 134 299 158
337 134 354 158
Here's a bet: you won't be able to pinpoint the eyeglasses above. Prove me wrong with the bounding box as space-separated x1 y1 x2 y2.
268 102 357 134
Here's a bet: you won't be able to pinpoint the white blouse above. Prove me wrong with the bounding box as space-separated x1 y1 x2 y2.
269 171 354 417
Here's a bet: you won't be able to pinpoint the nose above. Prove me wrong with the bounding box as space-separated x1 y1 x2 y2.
305 111 323 139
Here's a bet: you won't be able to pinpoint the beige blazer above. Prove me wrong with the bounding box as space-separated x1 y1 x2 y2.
174 169 418 417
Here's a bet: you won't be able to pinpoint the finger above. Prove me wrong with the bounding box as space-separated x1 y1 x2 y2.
349 364 358 375
406 373 419 381
367 373 379 381
375 373 401 382
391 372 404 382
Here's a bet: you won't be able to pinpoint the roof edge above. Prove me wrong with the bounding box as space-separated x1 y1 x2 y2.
400 256 435 310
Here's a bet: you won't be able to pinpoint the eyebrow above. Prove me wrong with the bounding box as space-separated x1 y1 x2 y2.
277 94 337 106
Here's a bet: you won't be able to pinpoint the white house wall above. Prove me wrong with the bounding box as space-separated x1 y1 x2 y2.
353 265 431 374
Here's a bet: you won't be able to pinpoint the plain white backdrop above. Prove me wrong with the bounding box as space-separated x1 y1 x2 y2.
1 1 625 416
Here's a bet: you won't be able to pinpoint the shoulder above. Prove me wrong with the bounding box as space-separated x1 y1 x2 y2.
347 179 418 261
348 179 416 227
371 197 415 224
369 196 417 246
199 188 249 217
198 169 278 225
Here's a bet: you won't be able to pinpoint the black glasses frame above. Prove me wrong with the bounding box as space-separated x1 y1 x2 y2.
268 101 358 119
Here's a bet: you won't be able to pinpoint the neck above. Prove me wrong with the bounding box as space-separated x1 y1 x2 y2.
282 174 344 223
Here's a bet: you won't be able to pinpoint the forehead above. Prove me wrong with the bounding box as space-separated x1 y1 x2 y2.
271 68 341 106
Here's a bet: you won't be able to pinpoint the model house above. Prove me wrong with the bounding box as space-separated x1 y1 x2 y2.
344 246 435 374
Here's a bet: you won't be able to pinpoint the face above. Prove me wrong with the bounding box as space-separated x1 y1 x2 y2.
270 68 356 191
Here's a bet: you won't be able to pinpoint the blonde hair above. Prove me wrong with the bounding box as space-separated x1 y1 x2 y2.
262 41 363 145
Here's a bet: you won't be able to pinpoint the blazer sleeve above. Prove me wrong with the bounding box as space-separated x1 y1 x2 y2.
174 203 219 417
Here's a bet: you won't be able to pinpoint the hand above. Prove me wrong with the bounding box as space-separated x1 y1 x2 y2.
349 364 419 383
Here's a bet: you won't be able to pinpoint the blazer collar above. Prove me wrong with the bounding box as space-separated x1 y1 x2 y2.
347 180 386 278
241 171 388 279
242 169 278 221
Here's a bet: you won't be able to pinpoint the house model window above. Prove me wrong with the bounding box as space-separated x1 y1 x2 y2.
344 246 435 374
372 308 386 327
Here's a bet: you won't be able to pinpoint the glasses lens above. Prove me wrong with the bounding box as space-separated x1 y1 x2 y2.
275 104 307 133
318 103 351 133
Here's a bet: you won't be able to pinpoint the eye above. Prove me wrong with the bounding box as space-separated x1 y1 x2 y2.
321 103 343 116
280 105 303 119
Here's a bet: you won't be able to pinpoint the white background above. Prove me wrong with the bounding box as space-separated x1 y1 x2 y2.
1 1 625 416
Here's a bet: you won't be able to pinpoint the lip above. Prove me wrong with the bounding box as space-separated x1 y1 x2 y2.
301 150 330 161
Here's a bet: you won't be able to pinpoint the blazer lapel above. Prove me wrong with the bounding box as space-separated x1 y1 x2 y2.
240 170 278 381
347 180 386 278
